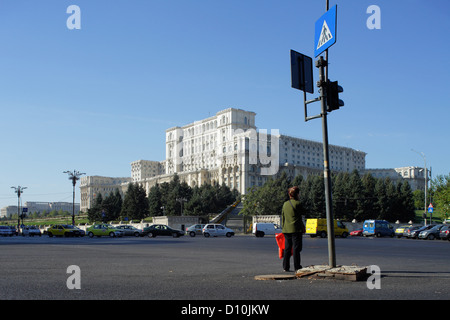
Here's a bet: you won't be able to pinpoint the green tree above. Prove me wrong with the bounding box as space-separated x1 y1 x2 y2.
412 189 425 210
398 180 415 222
332 172 349 220
431 173 450 220
360 173 378 221
121 183 149 220
148 184 163 216
348 170 365 221
298 174 313 217
87 193 103 223
374 178 388 220
309 174 325 218
240 173 290 217
102 189 123 221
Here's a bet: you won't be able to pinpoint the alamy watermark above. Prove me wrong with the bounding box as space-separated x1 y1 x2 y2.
66 5 81 30
66 265 81 290
366 265 381 289
367 5 381 30
167 127 281 176
66 5 381 31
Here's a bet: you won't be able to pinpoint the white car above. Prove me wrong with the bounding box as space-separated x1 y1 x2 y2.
0 226 15 237
202 224 235 237
22 226 42 237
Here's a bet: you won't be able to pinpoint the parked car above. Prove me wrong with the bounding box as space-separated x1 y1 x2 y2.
403 226 421 238
202 224 235 237
86 224 123 238
439 225 450 240
252 223 281 237
350 229 363 236
22 226 41 237
47 224 84 237
143 224 184 238
363 220 394 237
185 224 205 237
407 225 435 239
0 225 15 236
418 224 445 240
114 225 143 237
395 225 412 238
73 226 86 237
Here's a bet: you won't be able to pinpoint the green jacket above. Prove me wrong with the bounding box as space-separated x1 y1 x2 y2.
282 199 305 233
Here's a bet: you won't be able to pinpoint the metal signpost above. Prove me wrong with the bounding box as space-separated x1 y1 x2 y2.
290 1 340 268
428 204 433 224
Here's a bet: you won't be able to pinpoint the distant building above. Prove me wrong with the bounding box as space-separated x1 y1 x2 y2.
0 201 80 218
80 176 131 211
364 166 428 191
1 206 19 218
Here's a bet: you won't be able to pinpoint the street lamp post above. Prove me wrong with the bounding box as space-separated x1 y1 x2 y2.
11 186 27 234
176 197 187 216
412 149 427 224
63 170 85 225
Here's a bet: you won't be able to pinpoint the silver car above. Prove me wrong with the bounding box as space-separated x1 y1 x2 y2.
186 224 205 237
22 226 42 237
418 224 444 240
114 225 143 237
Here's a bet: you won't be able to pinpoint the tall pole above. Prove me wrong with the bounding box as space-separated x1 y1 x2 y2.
317 56 336 267
64 170 85 225
412 150 427 224
11 186 27 234
322 0 336 268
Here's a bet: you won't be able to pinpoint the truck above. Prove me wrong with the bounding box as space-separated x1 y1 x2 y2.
305 218 349 238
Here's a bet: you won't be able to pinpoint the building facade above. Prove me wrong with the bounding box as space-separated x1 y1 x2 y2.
79 108 368 212
0 202 81 218
79 176 131 211
364 166 428 191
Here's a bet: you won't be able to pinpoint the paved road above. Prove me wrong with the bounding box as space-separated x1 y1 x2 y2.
1 234 449 302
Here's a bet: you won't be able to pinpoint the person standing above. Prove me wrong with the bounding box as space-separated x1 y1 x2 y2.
281 186 306 272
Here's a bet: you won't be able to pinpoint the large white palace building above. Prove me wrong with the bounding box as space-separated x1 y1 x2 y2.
79 108 367 212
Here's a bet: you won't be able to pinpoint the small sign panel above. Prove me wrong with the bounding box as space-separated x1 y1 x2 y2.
290 50 314 94
314 5 337 57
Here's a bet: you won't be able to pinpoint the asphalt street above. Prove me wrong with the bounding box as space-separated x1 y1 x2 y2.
1 233 449 303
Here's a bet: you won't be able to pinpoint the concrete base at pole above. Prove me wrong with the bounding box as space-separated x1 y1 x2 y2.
255 265 369 282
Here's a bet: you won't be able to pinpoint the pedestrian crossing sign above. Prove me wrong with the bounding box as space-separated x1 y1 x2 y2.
314 5 337 57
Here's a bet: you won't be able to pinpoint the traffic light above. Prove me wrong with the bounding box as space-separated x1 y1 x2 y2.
326 80 344 112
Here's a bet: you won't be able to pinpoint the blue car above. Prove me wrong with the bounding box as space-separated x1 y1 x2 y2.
363 220 394 237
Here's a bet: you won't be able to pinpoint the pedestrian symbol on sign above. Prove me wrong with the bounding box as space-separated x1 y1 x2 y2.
317 20 333 50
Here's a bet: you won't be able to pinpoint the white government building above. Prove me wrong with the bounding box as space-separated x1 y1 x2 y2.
79 108 367 212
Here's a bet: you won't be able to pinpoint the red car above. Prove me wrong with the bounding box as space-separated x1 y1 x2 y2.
350 229 363 236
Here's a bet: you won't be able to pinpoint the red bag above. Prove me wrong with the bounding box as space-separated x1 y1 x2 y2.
275 233 294 259
275 233 284 259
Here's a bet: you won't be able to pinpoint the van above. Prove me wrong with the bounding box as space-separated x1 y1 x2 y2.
363 220 394 237
305 219 349 238
252 223 282 237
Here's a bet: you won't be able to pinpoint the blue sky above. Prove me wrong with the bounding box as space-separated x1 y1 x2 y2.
0 0 449 209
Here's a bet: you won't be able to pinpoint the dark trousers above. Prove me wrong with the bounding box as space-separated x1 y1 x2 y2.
283 232 303 271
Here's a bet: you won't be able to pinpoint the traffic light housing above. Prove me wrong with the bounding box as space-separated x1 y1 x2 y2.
326 80 344 112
